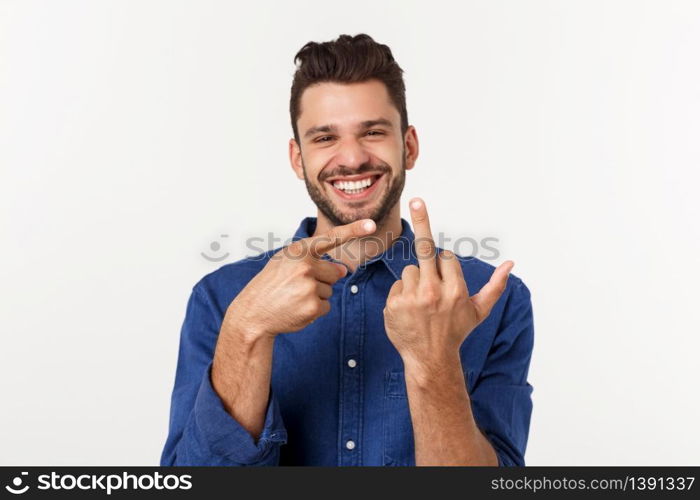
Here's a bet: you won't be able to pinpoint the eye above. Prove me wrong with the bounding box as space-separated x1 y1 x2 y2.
315 136 334 143
367 130 385 136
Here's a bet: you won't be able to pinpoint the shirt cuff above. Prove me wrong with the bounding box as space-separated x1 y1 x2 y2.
193 360 287 464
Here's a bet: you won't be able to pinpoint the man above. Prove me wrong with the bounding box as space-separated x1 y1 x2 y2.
160 33 534 466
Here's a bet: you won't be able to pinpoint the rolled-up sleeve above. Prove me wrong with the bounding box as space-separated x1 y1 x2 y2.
160 284 287 466
470 277 534 467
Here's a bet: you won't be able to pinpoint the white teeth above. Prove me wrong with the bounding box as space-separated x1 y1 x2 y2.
332 176 375 193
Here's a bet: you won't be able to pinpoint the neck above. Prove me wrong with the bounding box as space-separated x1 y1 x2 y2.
313 204 403 273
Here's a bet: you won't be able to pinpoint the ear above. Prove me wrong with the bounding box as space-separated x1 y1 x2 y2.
404 125 419 171
289 138 305 180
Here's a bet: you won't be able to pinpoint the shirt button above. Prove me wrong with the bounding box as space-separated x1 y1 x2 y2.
347 358 357 368
350 284 359 294
346 440 356 450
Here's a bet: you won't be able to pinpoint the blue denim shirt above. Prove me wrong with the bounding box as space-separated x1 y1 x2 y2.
160 217 534 466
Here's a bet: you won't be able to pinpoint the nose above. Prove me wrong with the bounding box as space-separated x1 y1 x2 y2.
333 136 372 170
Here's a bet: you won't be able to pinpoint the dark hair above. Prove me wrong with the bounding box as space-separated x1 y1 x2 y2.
290 33 408 144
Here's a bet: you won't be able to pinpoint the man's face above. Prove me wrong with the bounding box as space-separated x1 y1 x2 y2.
291 79 413 227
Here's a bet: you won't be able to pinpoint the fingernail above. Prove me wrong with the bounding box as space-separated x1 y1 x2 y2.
410 199 422 210
363 220 376 232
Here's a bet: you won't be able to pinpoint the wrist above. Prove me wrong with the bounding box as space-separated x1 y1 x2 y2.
223 303 276 345
228 321 276 348
402 351 463 389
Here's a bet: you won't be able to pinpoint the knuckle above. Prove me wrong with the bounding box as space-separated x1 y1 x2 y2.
420 292 438 306
293 277 315 297
419 285 440 305
294 268 309 280
385 296 399 310
281 243 301 259
307 238 323 257
305 279 319 295
294 239 309 254
325 230 343 246
416 241 435 258
322 266 341 284
423 281 440 295
401 264 418 278
447 284 466 301
298 260 314 275
304 300 321 317
440 249 455 259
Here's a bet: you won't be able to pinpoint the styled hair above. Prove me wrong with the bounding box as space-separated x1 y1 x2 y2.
289 33 408 144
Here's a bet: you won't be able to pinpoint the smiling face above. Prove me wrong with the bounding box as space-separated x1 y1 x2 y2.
290 79 418 227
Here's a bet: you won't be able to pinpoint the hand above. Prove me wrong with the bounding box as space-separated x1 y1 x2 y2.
383 198 514 369
223 218 377 341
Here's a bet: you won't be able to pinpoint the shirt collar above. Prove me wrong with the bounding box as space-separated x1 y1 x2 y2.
291 216 418 280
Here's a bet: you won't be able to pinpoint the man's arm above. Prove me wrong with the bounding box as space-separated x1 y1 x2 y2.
161 219 376 466
383 197 526 466
403 270 535 466
208 218 377 441
467 278 535 466
160 284 287 467
404 353 498 465
210 308 276 440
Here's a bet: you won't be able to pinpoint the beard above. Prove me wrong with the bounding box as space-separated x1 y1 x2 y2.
302 150 406 228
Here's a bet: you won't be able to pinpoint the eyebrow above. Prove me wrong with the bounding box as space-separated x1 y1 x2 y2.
303 118 394 139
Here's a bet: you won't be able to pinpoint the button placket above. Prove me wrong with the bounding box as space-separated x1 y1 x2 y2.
338 277 365 465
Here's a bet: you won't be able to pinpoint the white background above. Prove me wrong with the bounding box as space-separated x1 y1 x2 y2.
1 0 699 465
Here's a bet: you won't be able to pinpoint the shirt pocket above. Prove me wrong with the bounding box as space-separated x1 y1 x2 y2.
382 368 475 466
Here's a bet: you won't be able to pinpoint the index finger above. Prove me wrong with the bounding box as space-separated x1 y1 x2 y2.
409 197 438 279
306 218 376 259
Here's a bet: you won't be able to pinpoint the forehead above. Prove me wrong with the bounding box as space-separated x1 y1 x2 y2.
298 79 399 128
